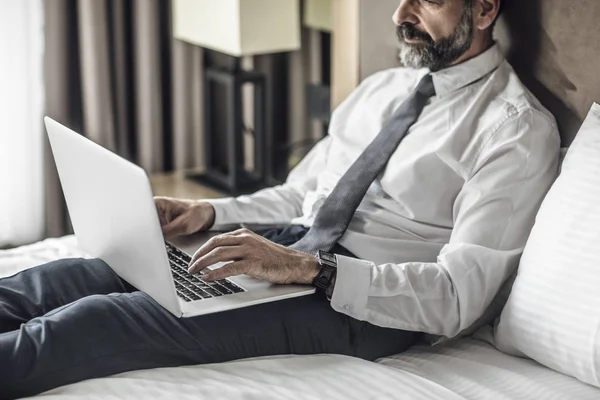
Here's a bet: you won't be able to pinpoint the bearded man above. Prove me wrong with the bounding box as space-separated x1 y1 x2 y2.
0 0 560 398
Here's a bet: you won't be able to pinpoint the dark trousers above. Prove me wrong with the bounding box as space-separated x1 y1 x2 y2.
0 226 420 399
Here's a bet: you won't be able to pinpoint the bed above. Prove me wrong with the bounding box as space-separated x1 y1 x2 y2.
3 236 598 399
6 1 600 398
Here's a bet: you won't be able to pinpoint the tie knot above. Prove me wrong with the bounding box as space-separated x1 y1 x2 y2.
415 74 436 98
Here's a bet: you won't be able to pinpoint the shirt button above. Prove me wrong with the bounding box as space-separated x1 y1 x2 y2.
343 304 351 311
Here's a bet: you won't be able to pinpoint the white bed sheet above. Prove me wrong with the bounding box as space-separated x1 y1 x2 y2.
2 236 598 399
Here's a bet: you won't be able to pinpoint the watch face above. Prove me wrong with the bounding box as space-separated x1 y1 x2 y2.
319 251 337 264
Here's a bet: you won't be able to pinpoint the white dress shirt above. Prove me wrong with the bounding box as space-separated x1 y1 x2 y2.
206 45 561 339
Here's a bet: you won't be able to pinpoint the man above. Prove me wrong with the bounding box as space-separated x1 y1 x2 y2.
0 0 560 398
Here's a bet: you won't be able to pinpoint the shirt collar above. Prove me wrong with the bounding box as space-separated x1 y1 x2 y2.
430 44 504 97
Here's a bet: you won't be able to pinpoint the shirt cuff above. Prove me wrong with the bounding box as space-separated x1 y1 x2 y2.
203 198 242 231
331 255 373 320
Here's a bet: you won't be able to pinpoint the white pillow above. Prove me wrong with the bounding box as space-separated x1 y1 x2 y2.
493 102 600 387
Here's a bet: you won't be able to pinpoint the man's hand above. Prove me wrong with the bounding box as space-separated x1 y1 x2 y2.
154 197 216 239
188 229 320 285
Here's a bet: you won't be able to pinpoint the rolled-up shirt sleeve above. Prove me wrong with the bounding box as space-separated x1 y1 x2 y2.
331 109 560 338
205 136 332 231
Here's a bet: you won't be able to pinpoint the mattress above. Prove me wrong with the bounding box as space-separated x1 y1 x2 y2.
2 236 598 399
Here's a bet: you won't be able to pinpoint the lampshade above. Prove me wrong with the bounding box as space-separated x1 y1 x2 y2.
304 0 332 32
172 0 301 57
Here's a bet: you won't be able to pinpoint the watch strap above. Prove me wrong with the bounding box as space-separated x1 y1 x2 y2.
313 251 337 292
325 272 337 301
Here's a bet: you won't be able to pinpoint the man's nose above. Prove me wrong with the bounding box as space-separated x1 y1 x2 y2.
393 0 419 26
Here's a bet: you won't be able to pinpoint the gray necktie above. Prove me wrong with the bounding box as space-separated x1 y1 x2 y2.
291 74 436 254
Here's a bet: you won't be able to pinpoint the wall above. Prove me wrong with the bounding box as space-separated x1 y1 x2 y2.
359 0 401 81
495 0 600 145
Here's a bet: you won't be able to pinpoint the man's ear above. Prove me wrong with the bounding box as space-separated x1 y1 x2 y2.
472 0 500 31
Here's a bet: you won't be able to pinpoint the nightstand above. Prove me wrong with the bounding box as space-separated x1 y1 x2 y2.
150 170 227 200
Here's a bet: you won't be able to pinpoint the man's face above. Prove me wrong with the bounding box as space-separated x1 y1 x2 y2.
394 0 474 72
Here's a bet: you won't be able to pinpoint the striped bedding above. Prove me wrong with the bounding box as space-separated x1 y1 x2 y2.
2 236 598 399
382 332 600 400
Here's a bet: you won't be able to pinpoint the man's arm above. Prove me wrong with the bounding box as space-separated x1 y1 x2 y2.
330 109 561 338
204 136 332 230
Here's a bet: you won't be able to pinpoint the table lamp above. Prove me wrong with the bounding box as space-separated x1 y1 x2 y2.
172 0 301 194
304 0 332 32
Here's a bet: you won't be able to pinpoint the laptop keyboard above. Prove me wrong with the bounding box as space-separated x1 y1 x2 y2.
166 242 245 302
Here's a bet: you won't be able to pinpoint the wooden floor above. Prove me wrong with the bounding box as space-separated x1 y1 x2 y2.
149 170 226 200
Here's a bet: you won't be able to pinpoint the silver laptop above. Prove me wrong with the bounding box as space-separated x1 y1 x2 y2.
44 117 315 318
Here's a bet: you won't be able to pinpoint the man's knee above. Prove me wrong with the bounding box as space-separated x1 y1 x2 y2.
62 257 112 274
54 258 126 287
54 292 160 325
27 257 111 278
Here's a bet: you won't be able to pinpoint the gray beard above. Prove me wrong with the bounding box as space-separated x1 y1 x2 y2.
398 9 473 72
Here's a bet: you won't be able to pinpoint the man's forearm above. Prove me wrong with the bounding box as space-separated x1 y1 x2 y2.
204 185 305 231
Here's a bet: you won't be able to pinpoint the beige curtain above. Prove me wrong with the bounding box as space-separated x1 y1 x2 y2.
44 0 204 237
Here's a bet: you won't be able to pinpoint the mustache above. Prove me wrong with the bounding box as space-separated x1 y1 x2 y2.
396 24 434 44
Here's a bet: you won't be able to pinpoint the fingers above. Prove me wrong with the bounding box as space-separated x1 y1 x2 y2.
153 196 173 216
188 245 247 275
190 229 254 265
154 197 169 225
155 197 178 229
161 215 187 239
203 261 250 281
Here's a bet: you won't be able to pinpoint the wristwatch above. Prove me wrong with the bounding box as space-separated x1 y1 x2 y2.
312 250 337 296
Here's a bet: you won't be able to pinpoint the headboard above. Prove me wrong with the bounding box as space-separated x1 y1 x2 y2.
355 0 600 146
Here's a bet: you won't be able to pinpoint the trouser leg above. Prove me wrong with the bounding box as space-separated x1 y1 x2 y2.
0 258 133 333
0 280 420 399
1 227 421 399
